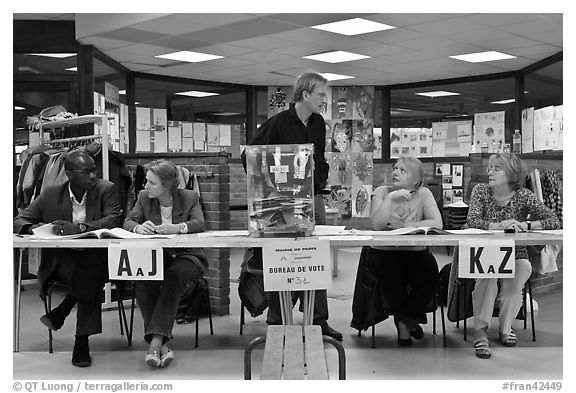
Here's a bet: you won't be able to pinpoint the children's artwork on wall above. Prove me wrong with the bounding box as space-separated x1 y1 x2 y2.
329 185 352 219
452 188 463 204
351 119 374 152
326 152 352 186
521 107 534 153
473 111 505 153
452 165 463 187
390 128 401 158
321 88 332 120
443 189 453 206
330 120 353 153
332 87 353 119
352 185 373 218
324 120 332 152
268 86 293 118
351 152 373 184
373 127 382 159
352 86 374 120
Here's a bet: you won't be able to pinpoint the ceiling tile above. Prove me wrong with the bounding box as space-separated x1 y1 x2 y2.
365 14 455 27
231 36 296 51
474 36 544 51
408 18 486 35
507 44 562 59
223 17 299 36
147 36 215 51
360 28 428 44
356 43 412 57
233 51 292 63
97 27 169 43
207 57 257 69
497 18 562 36
183 26 256 44
102 43 171 58
263 14 351 27
129 16 212 35
170 13 255 27
530 31 563 46
312 36 382 52
442 28 515 43
77 36 135 50
268 43 334 57
267 28 337 44
462 14 541 28
194 43 256 57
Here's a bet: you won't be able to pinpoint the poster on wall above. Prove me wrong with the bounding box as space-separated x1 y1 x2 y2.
329 185 352 219
552 105 563 150
268 86 293 118
332 87 353 119
351 120 374 153
168 126 182 152
330 119 353 153
452 188 464 204
533 106 555 151
182 122 193 138
452 165 463 187
153 130 167 153
351 86 374 120
136 130 150 152
321 88 332 120
443 189 453 206
351 185 373 218
521 107 534 153
193 122 206 143
390 128 401 159
207 124 220 146
473 111 505 153
326 153 352 186
373 128 382 159
136 107 151 131
153 109 167 129
220 125 232 146
182 138 194 152
351 152 374 185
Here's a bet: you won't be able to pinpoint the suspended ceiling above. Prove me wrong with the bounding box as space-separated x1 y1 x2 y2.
13 13 562 86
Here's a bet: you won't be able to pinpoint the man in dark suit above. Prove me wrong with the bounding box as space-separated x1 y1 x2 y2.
14 150 122 367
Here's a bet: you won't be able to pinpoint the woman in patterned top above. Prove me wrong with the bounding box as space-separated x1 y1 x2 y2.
467 153 559 359
367 155 443 346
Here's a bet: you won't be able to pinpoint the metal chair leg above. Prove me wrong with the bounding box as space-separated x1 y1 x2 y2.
370 285 376 349
240 301 245 335
527 280 536 342
243 336 266 380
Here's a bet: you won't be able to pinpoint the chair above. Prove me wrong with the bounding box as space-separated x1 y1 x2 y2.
355 247 447 348
127 277 214 348
41 279 134 353
447 272 536 342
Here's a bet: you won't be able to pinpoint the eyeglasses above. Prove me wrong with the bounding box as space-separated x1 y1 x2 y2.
70 168 97 176
486 165 503 174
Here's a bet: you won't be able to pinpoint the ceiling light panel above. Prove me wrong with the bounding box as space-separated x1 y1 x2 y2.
320 73 354 81
175 91 220 97
450 51 516 63
311 18 396 36
414 91 460 98
491 99 515 104
303 51 370 63
156 51 224 63
29 53 76 58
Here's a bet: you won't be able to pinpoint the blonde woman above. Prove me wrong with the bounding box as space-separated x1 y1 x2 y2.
366 155 442 346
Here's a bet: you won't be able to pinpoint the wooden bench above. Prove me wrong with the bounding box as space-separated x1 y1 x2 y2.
244 325 346 380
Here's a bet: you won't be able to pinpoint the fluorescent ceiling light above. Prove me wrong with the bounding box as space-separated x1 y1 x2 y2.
29 53 76 58
303 51 370 64
320 73 354 81
491 99 515 104
175 91 220 98
312 18 396 36
135 102 140 105
119 90 126 95
156 51 223 63
65 67 77 72
15 106 25 110
450 51 516 63
391 108 411 112
414 91 460 98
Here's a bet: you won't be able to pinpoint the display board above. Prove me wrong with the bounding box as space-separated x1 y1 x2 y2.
473 111 505 154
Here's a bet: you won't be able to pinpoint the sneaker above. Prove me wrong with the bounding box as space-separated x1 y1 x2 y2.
320 323 343 341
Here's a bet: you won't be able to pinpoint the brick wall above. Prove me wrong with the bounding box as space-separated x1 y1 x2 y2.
125 153 231 315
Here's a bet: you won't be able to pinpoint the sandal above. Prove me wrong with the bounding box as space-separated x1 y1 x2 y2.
473 337 492 359
499 330 518 347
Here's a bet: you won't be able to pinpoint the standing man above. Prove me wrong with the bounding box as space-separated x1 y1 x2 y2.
242 71 342 341
14 150 122 367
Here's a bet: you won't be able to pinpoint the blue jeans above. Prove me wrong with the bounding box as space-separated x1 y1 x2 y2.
135 254 204 344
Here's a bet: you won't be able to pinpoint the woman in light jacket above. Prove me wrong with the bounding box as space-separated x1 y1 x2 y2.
123 160 207 368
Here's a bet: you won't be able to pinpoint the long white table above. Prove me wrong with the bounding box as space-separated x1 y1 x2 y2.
13 231 562 352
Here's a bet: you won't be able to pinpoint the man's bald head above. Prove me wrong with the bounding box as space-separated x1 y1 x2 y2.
64 150 95 171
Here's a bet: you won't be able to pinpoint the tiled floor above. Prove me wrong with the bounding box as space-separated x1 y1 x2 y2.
13 247 563 380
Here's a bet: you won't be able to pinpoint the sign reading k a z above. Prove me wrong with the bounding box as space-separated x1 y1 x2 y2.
458 239 515 278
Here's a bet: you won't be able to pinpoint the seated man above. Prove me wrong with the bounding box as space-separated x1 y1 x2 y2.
14 150 122 367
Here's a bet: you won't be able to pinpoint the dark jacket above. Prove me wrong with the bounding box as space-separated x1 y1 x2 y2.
13 179 122 289
241 103 329 194
123 188 207 269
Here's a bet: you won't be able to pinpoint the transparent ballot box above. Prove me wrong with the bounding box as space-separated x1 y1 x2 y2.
245 144 315 237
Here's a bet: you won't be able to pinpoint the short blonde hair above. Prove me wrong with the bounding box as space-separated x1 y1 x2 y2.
145 160 179 194
292 71 328 102
488 153 527 190
397 154 424 189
